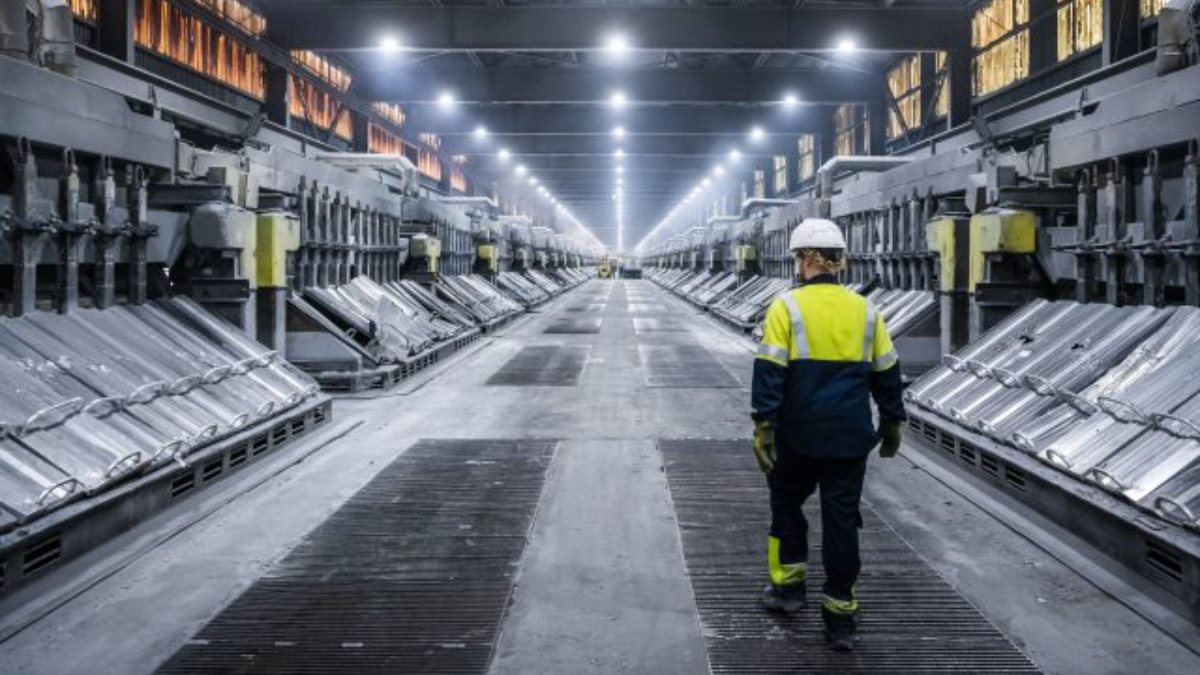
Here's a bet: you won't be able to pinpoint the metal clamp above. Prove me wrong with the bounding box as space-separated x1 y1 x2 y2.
1155 496 1198 527
1061 391 1099 415
128 381 168 405
1087 467 1126 492
1151 412 1200 440
104 452 144 479
1097 396 1148 425
281 392 304 409
36 478 82 506
202 365 232 384
255 351 279 368
228 413 250 431
191 424 219 445
1043 448 1073 470
231 357 258 376
993 368 1022 389
83 396 127 418
256 400 276 418
1024 375 1059 397
167 374 203 396
21 398 86 435
965 360 993 379
1011 432 1036 453
153 438 188 464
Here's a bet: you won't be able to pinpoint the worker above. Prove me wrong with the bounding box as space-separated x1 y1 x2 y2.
750 218 906 652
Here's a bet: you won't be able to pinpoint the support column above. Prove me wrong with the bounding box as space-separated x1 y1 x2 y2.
97 0 135 63
948 49 973 128
867 98 887 156
265 64 290 127
1029 0 1058 74
1104 0 1141 65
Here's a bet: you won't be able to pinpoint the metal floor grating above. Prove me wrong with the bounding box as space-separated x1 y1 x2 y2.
659 440 1040 674
158 439 555 675
633 317 689 333
638 343 740 388
543 317 603 334
486 345 591 386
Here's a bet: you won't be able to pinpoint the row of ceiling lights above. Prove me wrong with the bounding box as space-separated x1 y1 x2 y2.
376 30 860 251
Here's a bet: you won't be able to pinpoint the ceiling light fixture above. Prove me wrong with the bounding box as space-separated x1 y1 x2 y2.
498 148 511 161
749 126 766 143
515 164 527 176
782 92 799 107
728 148 742 161
613 126 626 139
609 90 629 110
379 37 401 53
605 33 631 57
473 125 489 140
837 38 858 53
436 90 456 108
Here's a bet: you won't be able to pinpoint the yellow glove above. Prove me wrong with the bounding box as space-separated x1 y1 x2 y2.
753 420 776 473
879 419 903 458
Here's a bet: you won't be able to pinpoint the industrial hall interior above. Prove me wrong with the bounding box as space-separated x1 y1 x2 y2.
3 0 1200 673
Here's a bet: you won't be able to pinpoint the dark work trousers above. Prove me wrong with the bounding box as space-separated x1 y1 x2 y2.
767 452 867 605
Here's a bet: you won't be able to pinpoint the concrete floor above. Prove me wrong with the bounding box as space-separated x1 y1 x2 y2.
0 279 1196 675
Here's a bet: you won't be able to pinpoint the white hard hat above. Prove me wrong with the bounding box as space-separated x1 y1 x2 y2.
789 218 846 252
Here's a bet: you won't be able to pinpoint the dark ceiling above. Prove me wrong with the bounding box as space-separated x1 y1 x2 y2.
259 0 974 250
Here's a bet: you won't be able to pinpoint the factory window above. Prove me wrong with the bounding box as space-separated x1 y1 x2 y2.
935 52 950 117
192 0 267 37
887 55 922 139
372 102 405 128
1142 0 1163 18
289 51 353 140
450 156 468 193
369 124 404 155
1057 0 1103 61
134 0 266 98
834 104 867 156
753 170 766 199
418 150 443 182
972 0 1030 96
69 0 99 22
419 133 442 152
798 135 816 182
773 156 788 195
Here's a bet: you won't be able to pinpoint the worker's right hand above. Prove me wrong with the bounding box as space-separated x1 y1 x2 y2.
753 420 776 473
878 419 903 459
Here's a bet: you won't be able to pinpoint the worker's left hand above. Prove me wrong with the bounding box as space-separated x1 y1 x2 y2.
752 420 776 473
878 419 903 458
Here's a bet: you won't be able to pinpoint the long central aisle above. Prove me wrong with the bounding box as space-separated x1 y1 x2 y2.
3 280 1195 674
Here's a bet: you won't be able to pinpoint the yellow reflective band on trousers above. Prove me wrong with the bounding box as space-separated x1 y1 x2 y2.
822 585 859 616
768 536 807 586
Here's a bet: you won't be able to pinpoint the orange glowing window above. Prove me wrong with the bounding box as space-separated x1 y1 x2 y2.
69 0 99 22
369 124 405 155
418 150 442 181
372 102 406 128
134 0 265 99
972 0 1030 96
288 50 353 141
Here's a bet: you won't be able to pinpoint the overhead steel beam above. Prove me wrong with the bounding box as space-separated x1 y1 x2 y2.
356 67 881 104
400 104 828 135
262 5 972 53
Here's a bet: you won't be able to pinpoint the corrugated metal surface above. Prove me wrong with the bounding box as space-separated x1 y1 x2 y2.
158 439 555 674
639 344 740 389
660 439 1040 674
486 346 591 386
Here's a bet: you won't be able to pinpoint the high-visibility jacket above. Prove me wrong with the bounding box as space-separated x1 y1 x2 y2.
751 275 906 460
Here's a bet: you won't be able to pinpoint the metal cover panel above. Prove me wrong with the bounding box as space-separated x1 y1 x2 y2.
639 344 739 388
659 440 1039 674
633 317 688 334
487 345 591 386
566 303 607 313
543 317 603 334
627 303 667 314
159 439 555 675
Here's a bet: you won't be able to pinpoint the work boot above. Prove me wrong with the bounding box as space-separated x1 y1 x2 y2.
822 608 857 652
761 583 807 614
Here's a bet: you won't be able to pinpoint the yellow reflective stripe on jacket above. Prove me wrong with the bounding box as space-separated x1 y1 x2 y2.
768 536 807 586
756 343 789 365
755 297 792 366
